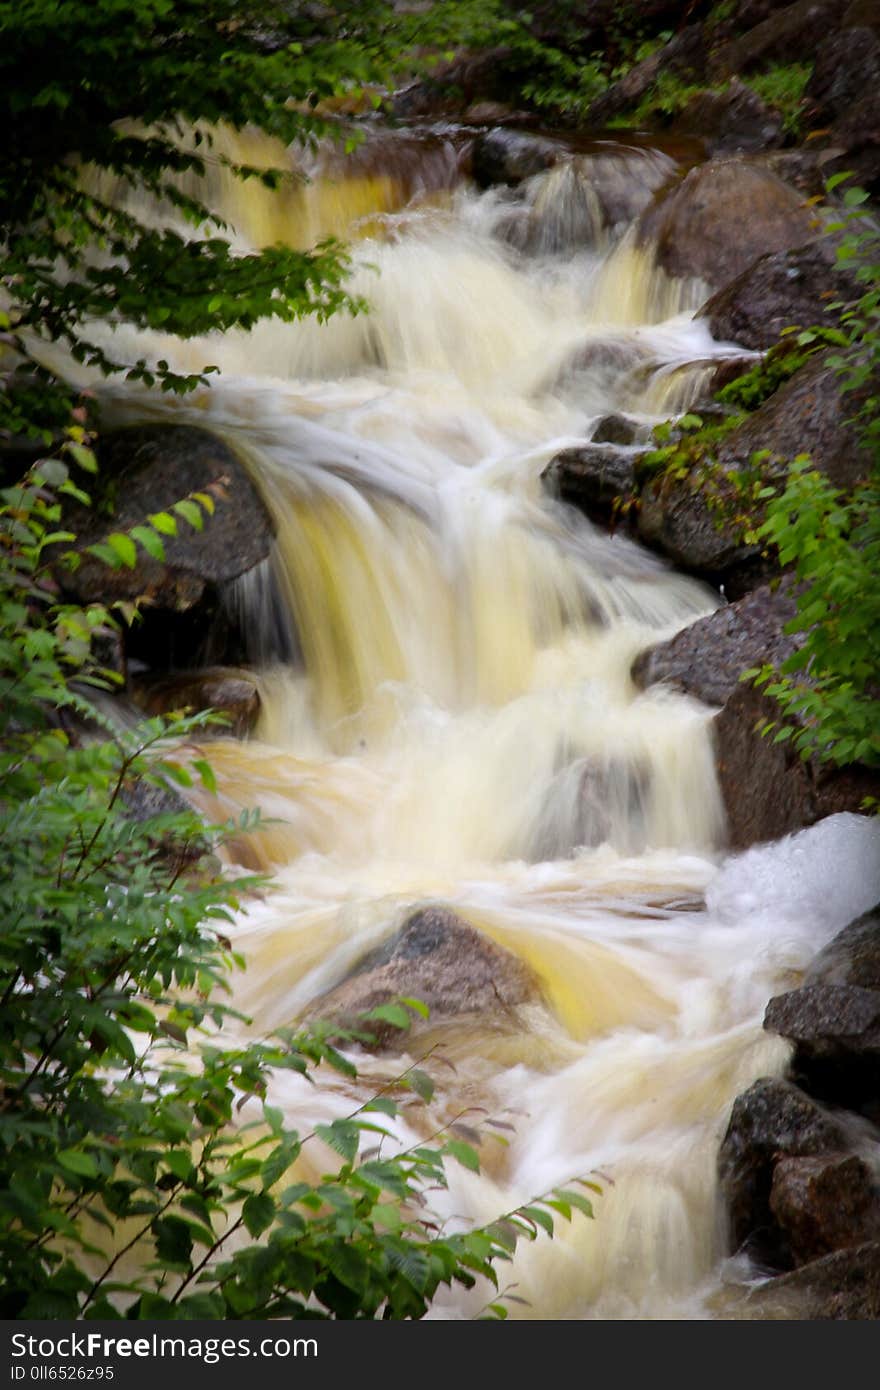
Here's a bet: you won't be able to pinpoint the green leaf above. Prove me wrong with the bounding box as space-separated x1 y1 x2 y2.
107 532 138 568
174 499 204 531
445 1140 481 1173
148 511 178 535
57 1150 99 1179
130 524 166 561
242 1191 276 1237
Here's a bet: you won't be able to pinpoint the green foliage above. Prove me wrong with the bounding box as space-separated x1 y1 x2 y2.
741 179 880 770
0 455 595 1317
742 64 812 139
744 459 880 767
717 328 848 412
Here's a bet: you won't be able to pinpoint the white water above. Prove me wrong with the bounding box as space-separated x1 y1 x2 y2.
59 130 880 1318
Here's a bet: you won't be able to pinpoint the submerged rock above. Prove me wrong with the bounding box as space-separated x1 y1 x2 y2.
302 906 542 1050
470 127 561 187
635 158 818 292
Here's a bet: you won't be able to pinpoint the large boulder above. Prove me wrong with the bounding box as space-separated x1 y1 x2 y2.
635 158 819 292
805 25 880 126
764 981 880 1112
631 579 800 707
63 424 274 610
60 424 276 672
302 906 542 1050
699 240 859 351
718 1076 850 1268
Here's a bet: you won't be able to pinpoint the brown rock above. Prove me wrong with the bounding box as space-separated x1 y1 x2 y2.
770 1153 880 1265
636 158 819 291
805 26 880 125
303 906 541 1050
131 667 261 739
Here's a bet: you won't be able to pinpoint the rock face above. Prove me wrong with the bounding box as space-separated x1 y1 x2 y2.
699 240 859 351
635 473 767 597
709 0 851 78
303 906 541 1050
63 425 274 610
714 683 880 850
635 159 819 292
631 580 800 707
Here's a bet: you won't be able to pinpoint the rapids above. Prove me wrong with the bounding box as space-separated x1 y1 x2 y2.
58 125 880 1317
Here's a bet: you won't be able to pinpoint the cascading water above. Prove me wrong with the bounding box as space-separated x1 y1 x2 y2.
58 126 880 1318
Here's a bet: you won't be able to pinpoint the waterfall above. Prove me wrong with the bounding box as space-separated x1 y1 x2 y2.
51 125 879 1318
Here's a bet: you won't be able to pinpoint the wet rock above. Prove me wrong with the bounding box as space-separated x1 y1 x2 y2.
390 48 521 121
766 984 880 1059
131 667 261 739
542 444 640 529
710 1 850 78
806 906 880 991
62 425 274 611
470 127 562 187
631 579 800 707
714 683 880 849
718 1076 850 1268
671 79 784 156
303 906 541 1050
635 158 818 292
746 1239 880 1318
591 413 648 446
769 1153 880 1265
700 240 859 352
